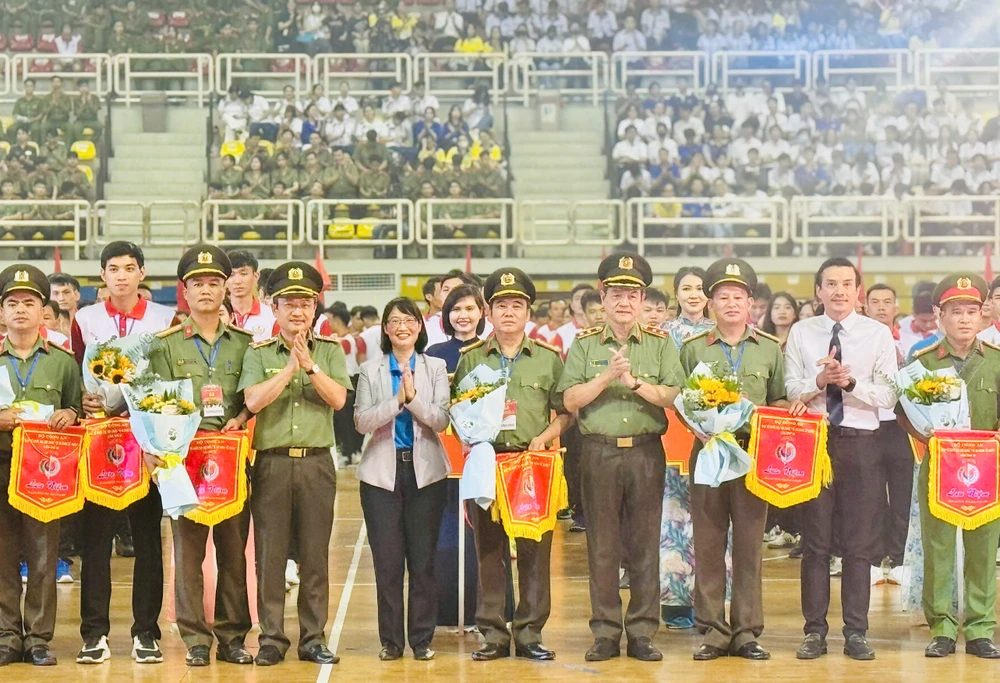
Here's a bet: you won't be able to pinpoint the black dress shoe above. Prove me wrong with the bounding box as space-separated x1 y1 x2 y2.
186 645 211 667
693 644 728 661
515 642 555 660
217 640 253 664
844 634 875 660
413 647 435 661
299 644 339 664
966 638 1000 659
585 638 620 662
24 644 57 666
379 646 403 661
0 645 20 666
733 641 770 660
472 643 510 661
626 637 662 661
796 633 827 660
924 636 956 658
254 645 284 666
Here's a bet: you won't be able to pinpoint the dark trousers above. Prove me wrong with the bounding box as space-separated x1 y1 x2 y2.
580 436 665 642
360 461 447 651
471 504 552 647
876 420 914 567
252 452 337 656
58 511 79 560
0 462 59 650
800 430 881 639
79 485 164 640
334 387 364 459
690 466 768 651
563 425 584 523
171 505 252 649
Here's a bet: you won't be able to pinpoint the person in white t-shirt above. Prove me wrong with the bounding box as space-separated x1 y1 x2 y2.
554 283 595 357
977 277 1000 345
226 250 277 342
531 298 566 343
359 307 384 364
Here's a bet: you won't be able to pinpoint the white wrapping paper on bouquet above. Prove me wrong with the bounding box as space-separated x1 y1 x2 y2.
449 365 508 509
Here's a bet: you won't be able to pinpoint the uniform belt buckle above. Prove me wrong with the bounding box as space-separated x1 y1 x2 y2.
616 437 633 448
288 448 306 458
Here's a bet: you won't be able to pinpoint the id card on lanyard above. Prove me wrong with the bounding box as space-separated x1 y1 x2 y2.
196 337 225 417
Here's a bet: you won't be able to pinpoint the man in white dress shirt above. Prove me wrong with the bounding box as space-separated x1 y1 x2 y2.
784 257 897 662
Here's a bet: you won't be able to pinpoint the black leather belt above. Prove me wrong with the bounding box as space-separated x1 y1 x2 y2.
828 426 875 438
258 447 329 458
397 448 413 462
591 434 662 449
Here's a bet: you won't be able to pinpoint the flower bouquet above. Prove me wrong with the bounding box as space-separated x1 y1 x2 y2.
450 364 508 509
83 335 151 416
121 375 201 518
675 361 757 487
0 371 53 421
894 360 970 437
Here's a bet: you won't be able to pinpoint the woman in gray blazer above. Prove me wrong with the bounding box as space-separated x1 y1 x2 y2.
354 297 452 661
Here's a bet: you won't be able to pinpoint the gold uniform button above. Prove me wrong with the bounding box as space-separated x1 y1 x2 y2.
533 383 539 388
186 373 191 378
294 402 300 407
623 417 628 423
293 425 299 430
177 360 183 366
46 385 51 390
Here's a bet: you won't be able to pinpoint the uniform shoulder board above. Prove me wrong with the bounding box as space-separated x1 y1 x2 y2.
755 329 781 344
49 342 73 355
533 338 561 354
912 340 941 358
982 341 1000 353
315 334 340 344
155 323 184 339
577 326 602 339
229 325 253 338
460 339 486 354
642 324 670 339
250 336 279 349
681 329 710 345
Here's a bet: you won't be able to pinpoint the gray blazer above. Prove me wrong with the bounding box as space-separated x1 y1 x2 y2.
354 353 452 491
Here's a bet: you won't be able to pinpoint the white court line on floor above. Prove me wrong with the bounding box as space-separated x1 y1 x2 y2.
317 520 367 683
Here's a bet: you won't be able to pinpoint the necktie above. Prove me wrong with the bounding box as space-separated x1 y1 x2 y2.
826 322 844 426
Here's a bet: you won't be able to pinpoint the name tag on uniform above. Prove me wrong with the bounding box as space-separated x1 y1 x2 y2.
201 384 224 417
590 359 609 367
265 367 283 376
501 398 517 431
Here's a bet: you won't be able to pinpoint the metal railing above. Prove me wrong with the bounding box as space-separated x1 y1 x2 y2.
790 195 901 255
413 52 506 98
903 194 1000 254
201 198 305 258
113 53 214 106
712 51 811 92
508 52 610 106
414 197 515 259
10 54 113 97
0 199 90 258
517 199 625 246
915 48 1000 97
313 53 412 97
215 53 311 98
627 196 788 257
611 51 706 92
812 49 910 91
306 198 414 259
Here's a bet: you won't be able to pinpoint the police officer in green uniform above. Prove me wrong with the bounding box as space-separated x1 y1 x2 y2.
146 246 254 668
680 258 795 662
238 261 351 667
11 79 45 142
0 264 81 667
559 252 684 663
901 274 1000 659
453 268 571 662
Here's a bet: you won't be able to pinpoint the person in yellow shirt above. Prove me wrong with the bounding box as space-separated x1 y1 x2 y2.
455 23 492 54
470 130 503 164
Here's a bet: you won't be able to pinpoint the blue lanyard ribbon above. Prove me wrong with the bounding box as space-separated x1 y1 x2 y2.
500 351 521 380
721 341 747 374
9 352 40 397
195 337 222 378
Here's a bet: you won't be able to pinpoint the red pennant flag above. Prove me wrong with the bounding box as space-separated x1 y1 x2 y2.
315 247 332 291
52 246 62 273
464 245 472 275
856 244 865 301
986 244 994 283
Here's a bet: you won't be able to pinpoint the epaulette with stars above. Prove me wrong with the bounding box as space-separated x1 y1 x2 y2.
681 329 711 345
642 324 670 339
315 334 341 344
250 336 279 349
532 338 561 354
155 323 184 339
912 339 942 358
755 329 781 344
576 326 602 339
228 325 253 338
460 339 486 354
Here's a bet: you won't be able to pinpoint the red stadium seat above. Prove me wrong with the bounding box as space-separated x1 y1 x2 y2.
28 58 54 73
36 31 57 53
148 11 166 28
9 33 35 52
169 11 191 28
269 58 296 73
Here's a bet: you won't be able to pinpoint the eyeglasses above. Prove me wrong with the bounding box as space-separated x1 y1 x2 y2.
387 316 419 328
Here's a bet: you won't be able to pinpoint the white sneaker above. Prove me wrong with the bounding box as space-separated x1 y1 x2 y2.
829 556 843 576
870 565 887 585
76 635 111 664
768 532 796 549
996 548 1000 566
887 565 909 586
285 559 300 586
132 634 163 663
763 525 782 543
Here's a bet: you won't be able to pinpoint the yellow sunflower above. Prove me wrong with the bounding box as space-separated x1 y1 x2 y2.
108 369 125 384
89 359 106 378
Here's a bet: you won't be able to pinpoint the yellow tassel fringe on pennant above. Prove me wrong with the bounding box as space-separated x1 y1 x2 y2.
8 426 86 523
184 433 251 527
491 448 569 542
927 436 1000 531
744 411 832 509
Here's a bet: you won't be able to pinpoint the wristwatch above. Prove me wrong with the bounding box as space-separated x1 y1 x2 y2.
631 378 644 392
306 364 320 376
844 377 857 393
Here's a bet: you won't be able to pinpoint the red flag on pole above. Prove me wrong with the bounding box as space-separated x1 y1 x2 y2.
464 245 472 275
986 244 994 282
856 244 865 301
52 246 62 274
315 247 332 291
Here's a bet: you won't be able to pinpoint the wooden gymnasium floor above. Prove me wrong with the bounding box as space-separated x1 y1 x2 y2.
7 467 1000 682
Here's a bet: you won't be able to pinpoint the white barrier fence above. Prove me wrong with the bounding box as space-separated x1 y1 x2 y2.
306 198 414 259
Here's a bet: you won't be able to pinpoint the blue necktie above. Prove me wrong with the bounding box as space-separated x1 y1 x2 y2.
826 322 844 426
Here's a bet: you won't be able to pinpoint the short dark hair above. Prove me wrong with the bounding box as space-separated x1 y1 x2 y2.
644 288 669 306
913 293 935 315
990 277 1000 297
379 297 428 354
441 269 482 289
327 304 351 327
360 305 379 321
43 300 62 317
867 283 897 300
752 282 772 301
228 250 258 272
422 276 441 301
571 283 595 297
350 305 363 317
100 241 144 269
442 284 486 336
48 273 80 291
580 290 602 310
258 268 275 290
814 257 860 288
